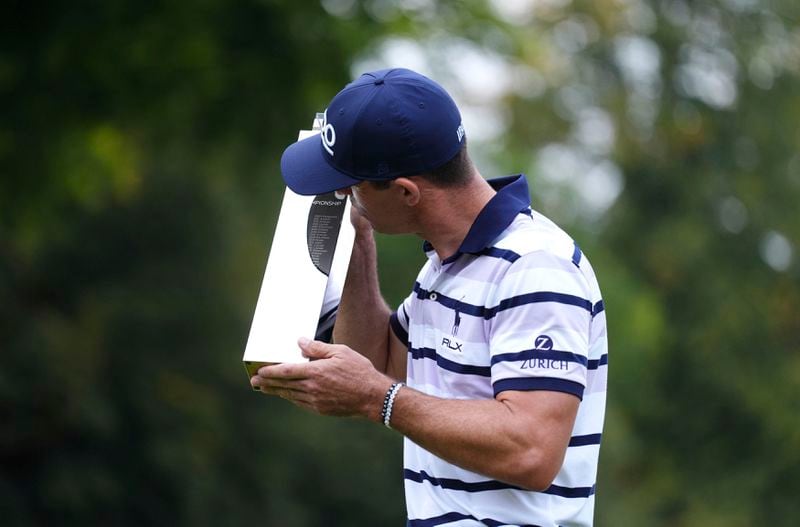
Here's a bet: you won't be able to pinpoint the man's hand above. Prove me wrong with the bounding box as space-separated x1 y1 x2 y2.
349 197 372 233
251 338 393 421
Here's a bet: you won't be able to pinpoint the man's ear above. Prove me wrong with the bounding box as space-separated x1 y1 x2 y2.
393 177 421 206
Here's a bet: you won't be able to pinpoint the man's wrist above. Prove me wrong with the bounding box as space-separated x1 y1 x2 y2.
380 382 405 428
365 376 396 423
354 225 375 249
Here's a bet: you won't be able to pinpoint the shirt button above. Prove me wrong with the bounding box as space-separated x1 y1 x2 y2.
429 292 438 301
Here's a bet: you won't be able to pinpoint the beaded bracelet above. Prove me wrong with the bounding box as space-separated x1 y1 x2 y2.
380 382 405 428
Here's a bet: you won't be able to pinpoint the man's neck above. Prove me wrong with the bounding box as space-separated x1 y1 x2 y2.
416 174 496 261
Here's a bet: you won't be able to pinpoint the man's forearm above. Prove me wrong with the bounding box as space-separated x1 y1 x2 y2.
333 226 392 372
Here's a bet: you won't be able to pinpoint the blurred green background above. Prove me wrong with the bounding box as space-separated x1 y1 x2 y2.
1 0 798 525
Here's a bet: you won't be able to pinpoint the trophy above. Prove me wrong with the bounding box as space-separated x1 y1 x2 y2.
243 114 355 381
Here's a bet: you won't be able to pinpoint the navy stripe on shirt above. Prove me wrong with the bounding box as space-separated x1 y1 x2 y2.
404 469 521 492
493 377 584 399
588 353 608 370
477 246 521 263
408 511 543 527
571 242 582 267
409 347 491 377
491 348 589 368
569 433 603 447
488 291 593 317
389 311 409 347
405 468 595 499
544 483 596 499
413 283 594 318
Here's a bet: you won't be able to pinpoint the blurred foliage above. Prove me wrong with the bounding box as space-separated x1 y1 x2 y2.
1 0 799 526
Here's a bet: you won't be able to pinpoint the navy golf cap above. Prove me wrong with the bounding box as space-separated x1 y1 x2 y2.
280 68 465 196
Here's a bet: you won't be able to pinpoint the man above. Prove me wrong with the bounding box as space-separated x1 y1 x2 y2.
252 68 608 527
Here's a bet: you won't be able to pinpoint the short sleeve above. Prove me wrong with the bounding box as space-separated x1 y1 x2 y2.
389 292 414 347
488 251 593 400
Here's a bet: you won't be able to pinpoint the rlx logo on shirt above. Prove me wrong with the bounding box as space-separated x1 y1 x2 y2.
440 337 463 352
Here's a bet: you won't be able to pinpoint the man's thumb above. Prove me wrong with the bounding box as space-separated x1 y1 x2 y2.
298 337 333 359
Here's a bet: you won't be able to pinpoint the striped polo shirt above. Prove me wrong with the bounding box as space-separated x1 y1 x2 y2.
389 175 608 527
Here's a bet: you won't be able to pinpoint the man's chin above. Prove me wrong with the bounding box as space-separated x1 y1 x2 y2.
371 223 406 235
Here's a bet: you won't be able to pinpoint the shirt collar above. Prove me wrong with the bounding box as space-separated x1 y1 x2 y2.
423 174 532 263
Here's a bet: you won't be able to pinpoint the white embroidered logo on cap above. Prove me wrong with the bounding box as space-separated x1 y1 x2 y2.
456 123 465 142
321 109 336 156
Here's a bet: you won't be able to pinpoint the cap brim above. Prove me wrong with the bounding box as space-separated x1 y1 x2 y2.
280 134 361 196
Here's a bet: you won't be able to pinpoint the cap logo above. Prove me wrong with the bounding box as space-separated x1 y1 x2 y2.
456 122 465 142
321 109 336 156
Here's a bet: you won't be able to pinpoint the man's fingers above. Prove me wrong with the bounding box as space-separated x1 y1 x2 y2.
348 200 372 231
257 361 310 379
251 375 306 391
250 377 308 401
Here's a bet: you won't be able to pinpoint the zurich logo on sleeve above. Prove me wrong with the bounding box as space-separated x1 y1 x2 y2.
522 335 567 371
533 335 553 351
